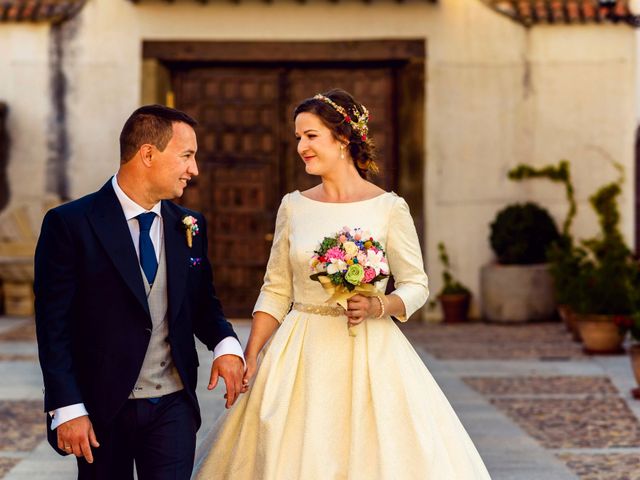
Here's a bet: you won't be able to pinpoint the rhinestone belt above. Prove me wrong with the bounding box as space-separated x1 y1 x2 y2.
292 302 346 316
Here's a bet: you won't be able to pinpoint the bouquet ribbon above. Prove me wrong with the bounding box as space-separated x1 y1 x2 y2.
317 276 382 337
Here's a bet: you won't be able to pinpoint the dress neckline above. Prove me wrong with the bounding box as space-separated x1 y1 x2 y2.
294 190 392 205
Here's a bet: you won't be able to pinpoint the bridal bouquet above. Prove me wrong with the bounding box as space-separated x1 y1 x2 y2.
309 227 390 335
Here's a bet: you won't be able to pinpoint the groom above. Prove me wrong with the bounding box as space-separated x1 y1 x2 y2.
34 105 245 479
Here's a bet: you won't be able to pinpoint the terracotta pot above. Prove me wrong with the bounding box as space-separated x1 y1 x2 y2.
577 314 625 354
439 294 471 323
629 345 640 399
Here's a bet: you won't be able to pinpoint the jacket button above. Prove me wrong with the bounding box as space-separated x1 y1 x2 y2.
145 328 152 334
155 384 162 390
160 361 166 367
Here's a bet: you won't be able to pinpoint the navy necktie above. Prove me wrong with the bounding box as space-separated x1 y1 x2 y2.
136 212 158 285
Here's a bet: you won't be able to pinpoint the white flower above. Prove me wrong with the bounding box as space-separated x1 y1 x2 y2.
343 241 359 257
366 249 389 276
327 258 347 275
182 215 197 227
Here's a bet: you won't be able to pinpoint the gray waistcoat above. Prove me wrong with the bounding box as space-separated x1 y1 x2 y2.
129 243 184 398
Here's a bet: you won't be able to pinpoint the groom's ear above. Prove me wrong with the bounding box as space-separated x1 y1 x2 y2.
139 144 154 167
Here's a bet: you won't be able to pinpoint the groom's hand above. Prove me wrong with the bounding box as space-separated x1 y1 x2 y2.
208 354 244 409
57 415 100 463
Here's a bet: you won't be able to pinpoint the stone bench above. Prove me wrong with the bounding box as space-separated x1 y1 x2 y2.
0 199 58 316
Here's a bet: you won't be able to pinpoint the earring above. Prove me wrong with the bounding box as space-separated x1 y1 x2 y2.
340 145 345 161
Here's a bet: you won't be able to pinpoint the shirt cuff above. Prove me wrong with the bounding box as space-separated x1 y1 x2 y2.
49 403 89 430
213 336 246 369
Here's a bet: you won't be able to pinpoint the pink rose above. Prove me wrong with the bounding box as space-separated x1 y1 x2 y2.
363 267 376 283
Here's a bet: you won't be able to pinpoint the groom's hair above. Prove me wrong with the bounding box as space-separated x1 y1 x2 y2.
119 104 197 163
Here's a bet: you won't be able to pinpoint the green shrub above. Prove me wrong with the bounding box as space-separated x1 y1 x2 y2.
573 177 639 316
490 202 560 264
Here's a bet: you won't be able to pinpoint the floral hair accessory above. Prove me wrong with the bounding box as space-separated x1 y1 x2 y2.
181 215 199 248
313 94 370 141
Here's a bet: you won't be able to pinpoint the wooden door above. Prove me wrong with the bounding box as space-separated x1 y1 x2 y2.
173 68 283 317
172 64 397 317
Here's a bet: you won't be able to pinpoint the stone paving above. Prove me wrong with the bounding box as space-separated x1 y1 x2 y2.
1 316 640 479
401 321 640 480
557 453 640 480
404 322 587 360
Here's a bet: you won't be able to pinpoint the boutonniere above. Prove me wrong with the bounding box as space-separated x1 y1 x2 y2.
181 215 200 248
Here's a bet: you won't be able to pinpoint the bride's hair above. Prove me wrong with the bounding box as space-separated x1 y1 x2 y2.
293 88 378 179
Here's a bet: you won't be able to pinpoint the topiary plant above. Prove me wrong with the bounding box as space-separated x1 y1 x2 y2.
508 160 576 238
490 202 560 265
574 170 639 316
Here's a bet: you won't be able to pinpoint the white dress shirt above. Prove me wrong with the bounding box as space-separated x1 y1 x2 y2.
50 175 244 429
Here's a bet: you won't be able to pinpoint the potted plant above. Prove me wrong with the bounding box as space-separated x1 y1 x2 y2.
572 263 630 354
571 176 634 354
480 202 560 322
435 242 471 322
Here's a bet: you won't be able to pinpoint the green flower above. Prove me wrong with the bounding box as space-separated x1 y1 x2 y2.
345 264 365 285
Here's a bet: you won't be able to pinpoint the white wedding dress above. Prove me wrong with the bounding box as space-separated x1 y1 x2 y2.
193 191 491 479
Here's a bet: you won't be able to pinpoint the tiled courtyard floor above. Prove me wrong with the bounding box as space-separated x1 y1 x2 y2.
401 321 640 480
1 316 640 479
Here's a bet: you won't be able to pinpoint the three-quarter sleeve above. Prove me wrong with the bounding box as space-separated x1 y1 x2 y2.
253 194 293 323
386 196 430 322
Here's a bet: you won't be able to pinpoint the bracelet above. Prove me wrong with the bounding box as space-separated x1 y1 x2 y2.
373 295 385 319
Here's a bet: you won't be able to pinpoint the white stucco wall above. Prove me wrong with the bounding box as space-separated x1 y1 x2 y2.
529 28 636 246
431 22 637 315
2 0 637 317
0 24 50 207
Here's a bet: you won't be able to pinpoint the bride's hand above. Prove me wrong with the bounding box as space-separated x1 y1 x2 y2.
347 295 381 327
241 355 258 393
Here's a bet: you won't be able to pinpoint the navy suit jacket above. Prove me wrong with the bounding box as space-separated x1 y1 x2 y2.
34 179 236 451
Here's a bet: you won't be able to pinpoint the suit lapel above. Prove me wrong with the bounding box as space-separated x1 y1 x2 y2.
162 201 189 325
87 180 151 320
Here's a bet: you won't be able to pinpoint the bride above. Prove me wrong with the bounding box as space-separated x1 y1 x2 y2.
193 89 491 479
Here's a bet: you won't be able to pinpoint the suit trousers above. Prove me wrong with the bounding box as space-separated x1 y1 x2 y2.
76 390 197 480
